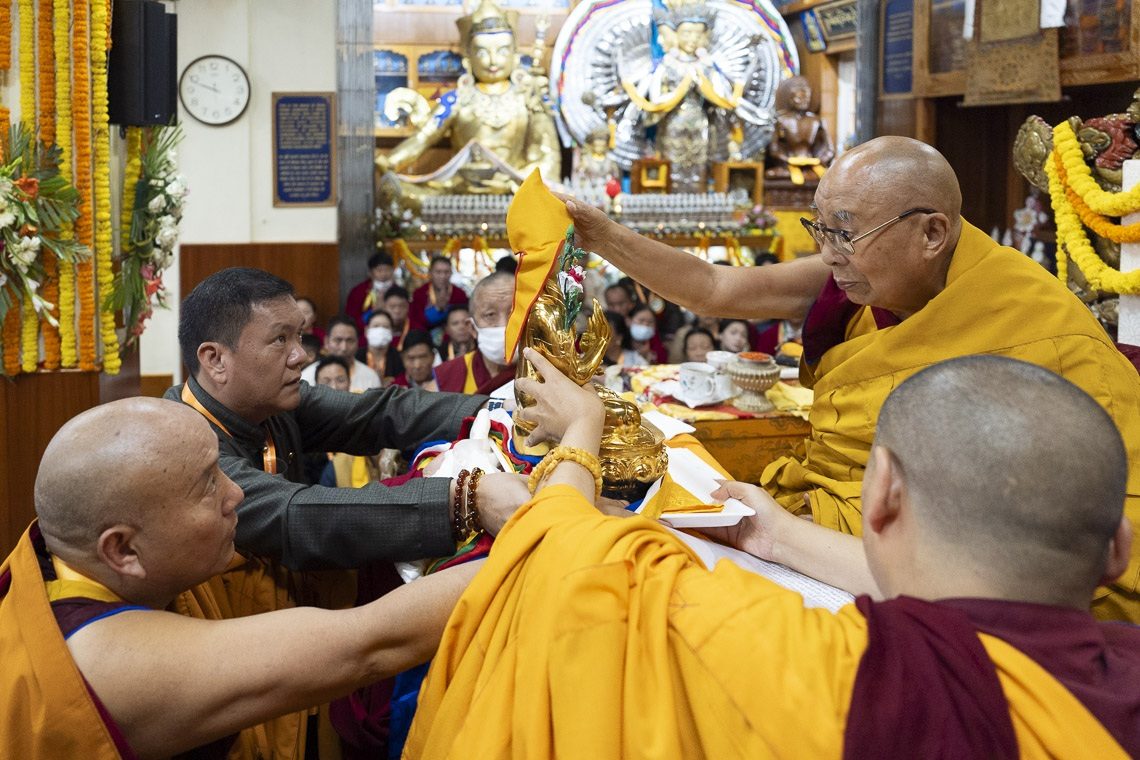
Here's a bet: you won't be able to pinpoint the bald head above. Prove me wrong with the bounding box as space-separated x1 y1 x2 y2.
873 356 1127 603
35 398 216 555
828 136 962 231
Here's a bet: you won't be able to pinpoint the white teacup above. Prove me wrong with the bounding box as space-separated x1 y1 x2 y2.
704 350 737 369
679 361 718 404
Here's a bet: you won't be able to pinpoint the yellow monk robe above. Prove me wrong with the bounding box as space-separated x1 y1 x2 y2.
0 525 124 759
760 221 1140 619
404 486 1133 759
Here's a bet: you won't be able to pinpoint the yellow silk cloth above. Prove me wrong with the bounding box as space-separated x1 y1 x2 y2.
641 434 728 518
504 170 567 366
0 524 125 759
760 221 1140 619
405 486 1127 758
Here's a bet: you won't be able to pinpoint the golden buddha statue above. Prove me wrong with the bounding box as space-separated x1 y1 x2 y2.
375 0 562 210
513 230 668 500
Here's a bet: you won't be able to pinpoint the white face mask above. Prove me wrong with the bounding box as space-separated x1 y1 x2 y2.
474 323 514 367
373 278 391 294
366 326 393 349
630 323 655 342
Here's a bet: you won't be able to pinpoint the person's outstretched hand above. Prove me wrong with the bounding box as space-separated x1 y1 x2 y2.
557 193 617 256
686 480 793 562
513 348 605 447
475 471 532 536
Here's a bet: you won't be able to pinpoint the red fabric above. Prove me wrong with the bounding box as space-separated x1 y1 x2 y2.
345 279 373 334
390 374 410 388
409 283 468 331
944 597 1140 756
1115 342 1140 375
802 276 900 366
754 322 779 355
434 351 515 395
844 595 1018 760
647 335 669 364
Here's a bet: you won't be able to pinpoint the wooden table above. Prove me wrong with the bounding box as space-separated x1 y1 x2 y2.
690 411 811 484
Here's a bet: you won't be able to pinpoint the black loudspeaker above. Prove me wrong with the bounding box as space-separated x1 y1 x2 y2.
108 0 177 126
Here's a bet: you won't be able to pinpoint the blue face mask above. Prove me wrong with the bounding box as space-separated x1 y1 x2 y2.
630 323 655 342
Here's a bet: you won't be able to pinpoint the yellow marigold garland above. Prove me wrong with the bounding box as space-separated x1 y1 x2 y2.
20 295 38 372
1053 121 1140 218
1046 150 1140 295
91 0 118 372
71 0 97 370
1062 184 1140 244
54 0 76 366
120 127 142 251
38 0 61 368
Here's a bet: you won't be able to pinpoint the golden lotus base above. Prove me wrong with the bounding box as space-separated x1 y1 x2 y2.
599 421 669 502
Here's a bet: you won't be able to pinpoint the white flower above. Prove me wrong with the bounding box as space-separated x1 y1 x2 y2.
0 210 15 230
11 235 41 272
0 272 7 289
166 179 186 199
155 226 179 250
147 195 166 214
0 178 13 198
158 214 176 228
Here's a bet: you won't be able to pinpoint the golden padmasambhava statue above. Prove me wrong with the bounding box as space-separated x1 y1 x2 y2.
375 0 562 209
511 223 668 501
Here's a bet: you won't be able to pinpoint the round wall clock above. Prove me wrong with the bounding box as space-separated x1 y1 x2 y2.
179 55 250 126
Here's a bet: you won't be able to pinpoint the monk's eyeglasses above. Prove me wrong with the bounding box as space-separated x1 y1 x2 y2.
800 208 936 257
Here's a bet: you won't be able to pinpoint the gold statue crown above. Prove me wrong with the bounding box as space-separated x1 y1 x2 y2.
456 0 519 44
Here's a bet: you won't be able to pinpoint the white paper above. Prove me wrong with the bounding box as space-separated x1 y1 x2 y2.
670 529 855 613
641 410 696 439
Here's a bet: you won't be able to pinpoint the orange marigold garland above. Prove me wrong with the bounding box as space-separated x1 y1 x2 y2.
54 0 76 366
71 0 97 370
18 0 34 124
91 0 118 372
0 0 12 71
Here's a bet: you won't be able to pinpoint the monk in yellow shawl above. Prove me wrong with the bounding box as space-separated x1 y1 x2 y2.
0 398 481 759
563 135 1140 622
406 352 1139 758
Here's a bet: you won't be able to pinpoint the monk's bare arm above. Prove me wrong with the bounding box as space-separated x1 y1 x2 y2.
65 560 482 760
566 199 830 321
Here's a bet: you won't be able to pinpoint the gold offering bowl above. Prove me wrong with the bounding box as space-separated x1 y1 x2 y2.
723 354 780 413
596 383 669 501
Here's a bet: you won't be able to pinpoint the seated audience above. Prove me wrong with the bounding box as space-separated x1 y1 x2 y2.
346 252 396 333
410 256 469 332
682 326 716 364
295 296 324 342
392 330 440 391
301 315 381 391
383 285 412 350
562 135 1140 622
166 267 530 754
407 353 1140 757
629 303 669 364
440 305 476 361
435 272 517 394
0 398 484 759
602 310 647 368
603 282 635 320
314 355 351 392
717 318 752 354
357 309 404 383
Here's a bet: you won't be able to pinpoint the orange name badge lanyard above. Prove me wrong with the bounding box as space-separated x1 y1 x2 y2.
181 384 279 475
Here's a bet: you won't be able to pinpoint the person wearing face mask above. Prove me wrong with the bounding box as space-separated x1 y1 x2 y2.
628 303 669 364
346 252 397 334
356 309 405 384
434 272 517 394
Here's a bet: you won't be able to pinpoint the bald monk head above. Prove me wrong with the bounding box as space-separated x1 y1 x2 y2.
809 135 963 318
863 355 1132 608
35 397 242 608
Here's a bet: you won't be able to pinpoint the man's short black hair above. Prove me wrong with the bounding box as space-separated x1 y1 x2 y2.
384 286 410 303
325 314 357 334
300 333 322 355
314 354 351 379
429 255 452 270
494 255 517 274
401 329 435 354
368 252 394 270
179 267 294 377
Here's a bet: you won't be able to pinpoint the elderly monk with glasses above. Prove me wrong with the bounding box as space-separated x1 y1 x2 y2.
563 135 1140 623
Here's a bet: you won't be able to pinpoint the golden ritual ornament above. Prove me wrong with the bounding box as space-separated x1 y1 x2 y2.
505 174 667 500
